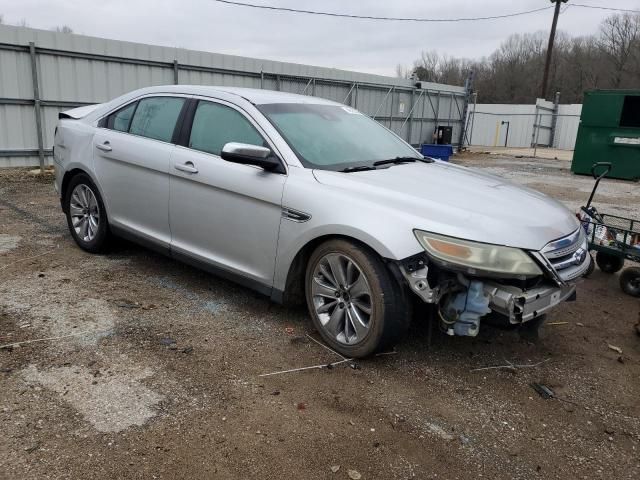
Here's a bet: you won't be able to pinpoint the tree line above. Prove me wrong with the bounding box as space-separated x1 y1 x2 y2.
398 13 640 104
0 14 73 33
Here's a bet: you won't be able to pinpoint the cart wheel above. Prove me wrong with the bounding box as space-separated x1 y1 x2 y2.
583 254 595 278
620 267 640 297
595 252 624 274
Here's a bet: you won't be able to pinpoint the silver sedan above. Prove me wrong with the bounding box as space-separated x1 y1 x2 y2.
54 85 590 357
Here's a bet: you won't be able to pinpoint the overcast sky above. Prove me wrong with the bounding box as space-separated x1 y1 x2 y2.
1 0 639 76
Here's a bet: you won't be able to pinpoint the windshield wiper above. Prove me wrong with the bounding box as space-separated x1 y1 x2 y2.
418 156 435 163
339 165 377 173
373 156 419 167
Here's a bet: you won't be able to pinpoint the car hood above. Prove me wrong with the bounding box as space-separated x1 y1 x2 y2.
312 161 579 251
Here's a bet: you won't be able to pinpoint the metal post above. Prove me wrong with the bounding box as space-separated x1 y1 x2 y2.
312 78 316 97
530 106 539 147
407 88 416 144
260 70 264 89
352 83 358 108
276 75 281 91
399 90 424 140
29 42 45 173
388 87 395 128
372 86 394 120
434 92 441 142
342 83 356 105
418 90 427 145
457 70 474 150
301 78 313 95
533 113 541 158
173 60 179 84
468 92 478 146
549 91 561 148
425 90 438 143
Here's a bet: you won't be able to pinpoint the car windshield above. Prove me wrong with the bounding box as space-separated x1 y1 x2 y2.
257 103 422 171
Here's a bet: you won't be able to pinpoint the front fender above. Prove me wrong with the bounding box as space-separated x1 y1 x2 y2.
273 169 424 291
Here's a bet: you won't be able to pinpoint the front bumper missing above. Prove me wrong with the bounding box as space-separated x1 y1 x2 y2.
398 261 577 325
482 282 576 324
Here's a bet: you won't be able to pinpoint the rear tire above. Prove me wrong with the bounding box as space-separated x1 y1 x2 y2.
64 173 112 253
620 267 640 297
305 239 409 358
595 251 624 274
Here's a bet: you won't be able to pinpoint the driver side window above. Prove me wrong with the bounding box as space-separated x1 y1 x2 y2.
189 101 265 156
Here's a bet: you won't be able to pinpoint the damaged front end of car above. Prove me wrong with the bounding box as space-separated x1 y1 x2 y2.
398 228 590 336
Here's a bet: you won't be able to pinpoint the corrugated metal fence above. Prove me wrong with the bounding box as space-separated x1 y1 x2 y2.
0 24 468 168
467 98 582 151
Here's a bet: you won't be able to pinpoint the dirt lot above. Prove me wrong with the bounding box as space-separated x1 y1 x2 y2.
1 154 639 480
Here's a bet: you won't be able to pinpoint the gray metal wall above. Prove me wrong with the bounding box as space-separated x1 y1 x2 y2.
468 99 582 151
0 24 467 167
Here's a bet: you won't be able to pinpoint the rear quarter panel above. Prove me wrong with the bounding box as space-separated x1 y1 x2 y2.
54 120 105 210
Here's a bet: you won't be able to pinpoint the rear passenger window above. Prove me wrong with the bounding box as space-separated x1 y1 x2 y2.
189 101 264 156
129 97 185 142
106 102 137 132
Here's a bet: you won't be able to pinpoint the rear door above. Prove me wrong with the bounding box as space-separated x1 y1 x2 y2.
169 98 287 290
93 95 187 248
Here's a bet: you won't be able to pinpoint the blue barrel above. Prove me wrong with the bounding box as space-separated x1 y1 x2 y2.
420 144 454 161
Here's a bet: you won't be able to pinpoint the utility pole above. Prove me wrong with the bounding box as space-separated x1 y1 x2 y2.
541 0 568 100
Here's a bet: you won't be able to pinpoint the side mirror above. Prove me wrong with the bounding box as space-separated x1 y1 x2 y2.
220 142 284 173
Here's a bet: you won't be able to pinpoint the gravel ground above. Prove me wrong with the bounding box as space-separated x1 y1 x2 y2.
1 155 639 479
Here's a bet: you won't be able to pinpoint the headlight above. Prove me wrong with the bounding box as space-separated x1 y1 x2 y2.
414 230 543 276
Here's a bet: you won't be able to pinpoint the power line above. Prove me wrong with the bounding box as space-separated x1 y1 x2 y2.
572 3 640 14
212 0 555 22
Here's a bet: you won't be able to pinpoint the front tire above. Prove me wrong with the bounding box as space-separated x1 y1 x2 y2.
305 239 409 358
64 173 111 253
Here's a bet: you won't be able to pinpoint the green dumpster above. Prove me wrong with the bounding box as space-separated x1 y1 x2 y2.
572 90 640 181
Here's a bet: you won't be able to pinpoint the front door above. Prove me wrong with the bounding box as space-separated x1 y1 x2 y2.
169 99 286 289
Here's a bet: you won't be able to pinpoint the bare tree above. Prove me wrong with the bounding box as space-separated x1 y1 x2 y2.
395 63 411 79
53 25 73 34
598 13 640 87
413 51 440 82
0 14 4 24
408 13 640 104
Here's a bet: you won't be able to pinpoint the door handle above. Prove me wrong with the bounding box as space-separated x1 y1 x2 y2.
96 141 112 152
174 161 198 174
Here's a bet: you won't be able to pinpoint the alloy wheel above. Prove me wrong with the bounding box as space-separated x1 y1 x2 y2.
311 253 373 345
69 184 100 242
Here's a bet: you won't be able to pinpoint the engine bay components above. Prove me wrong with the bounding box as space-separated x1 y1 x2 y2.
438 279 491 336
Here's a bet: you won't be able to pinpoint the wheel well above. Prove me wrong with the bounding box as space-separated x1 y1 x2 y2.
60 168 88 213
281 234 395 306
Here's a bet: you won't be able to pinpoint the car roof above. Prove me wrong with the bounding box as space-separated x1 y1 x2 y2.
135 85 343 106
